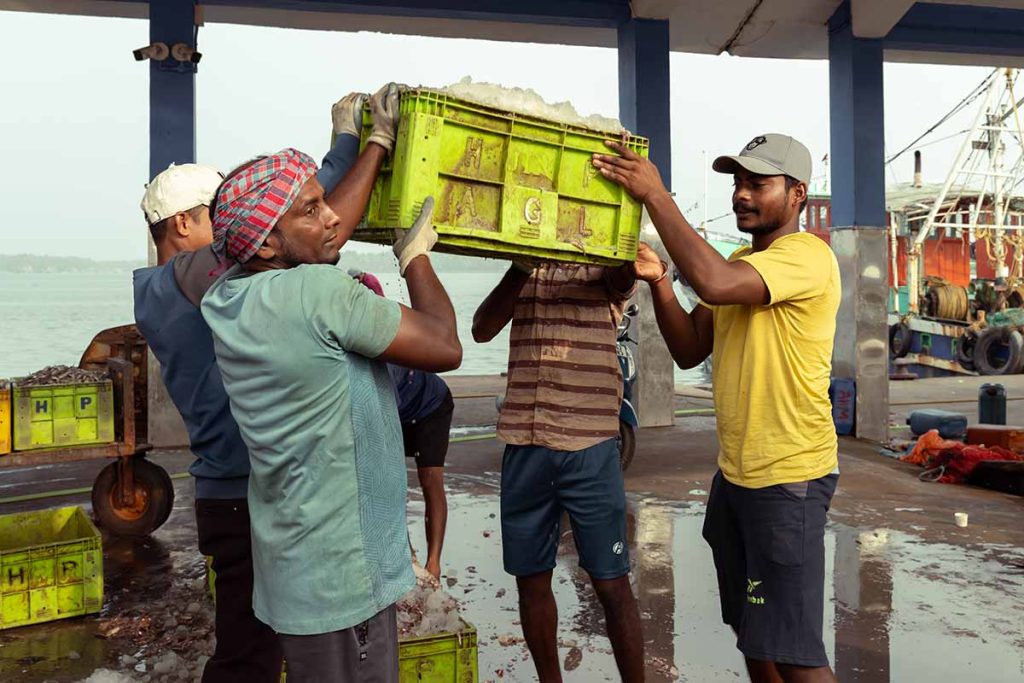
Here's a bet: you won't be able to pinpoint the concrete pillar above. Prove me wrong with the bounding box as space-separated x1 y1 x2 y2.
828 1 889 442
618 18 675 428
147 0 197 448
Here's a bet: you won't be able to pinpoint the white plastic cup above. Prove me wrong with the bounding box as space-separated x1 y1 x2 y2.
954 512 969 528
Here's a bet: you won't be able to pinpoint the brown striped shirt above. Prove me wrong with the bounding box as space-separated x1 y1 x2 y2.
498 264 634 451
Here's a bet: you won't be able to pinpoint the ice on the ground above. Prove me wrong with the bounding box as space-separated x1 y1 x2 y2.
78 670 135 683
443 77 625 134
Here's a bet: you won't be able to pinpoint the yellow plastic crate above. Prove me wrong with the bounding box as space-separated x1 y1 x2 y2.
0 382 10 455
400 621 478 683
206 561 478 683
351 89 648 266
12 380 114 451
0 506 103 629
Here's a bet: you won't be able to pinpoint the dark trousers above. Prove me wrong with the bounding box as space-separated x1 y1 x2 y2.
195 499 283 683
278 605 399 683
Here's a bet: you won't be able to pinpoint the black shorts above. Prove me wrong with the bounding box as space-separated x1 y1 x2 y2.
500 438 629 580
702 470 838 668
402 391 454 468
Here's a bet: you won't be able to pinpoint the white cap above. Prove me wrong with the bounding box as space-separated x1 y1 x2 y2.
140 163 223 225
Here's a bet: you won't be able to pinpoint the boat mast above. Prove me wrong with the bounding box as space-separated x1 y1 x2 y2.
908 71 999 314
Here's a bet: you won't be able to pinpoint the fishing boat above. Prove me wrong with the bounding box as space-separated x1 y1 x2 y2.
807 68 1024 379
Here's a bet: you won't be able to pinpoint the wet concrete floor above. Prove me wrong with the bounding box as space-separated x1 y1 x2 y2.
2 375 1024 682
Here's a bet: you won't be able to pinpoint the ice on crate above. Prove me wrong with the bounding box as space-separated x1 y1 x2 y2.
444 76 625 134
397 562 464 637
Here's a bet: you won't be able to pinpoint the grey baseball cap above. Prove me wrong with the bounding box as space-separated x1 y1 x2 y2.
713 134 812 184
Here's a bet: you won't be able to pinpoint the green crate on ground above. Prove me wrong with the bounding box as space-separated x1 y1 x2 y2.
400 621 478 683
206 560 479 683
0 506 103 629
353 89 648 266
12 380 114 451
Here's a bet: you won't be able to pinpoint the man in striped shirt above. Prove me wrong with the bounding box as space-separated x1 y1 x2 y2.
473 259 662 683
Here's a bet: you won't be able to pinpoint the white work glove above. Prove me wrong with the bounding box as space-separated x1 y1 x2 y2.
331 92 367 138
393 197 437 276
367 82 402 153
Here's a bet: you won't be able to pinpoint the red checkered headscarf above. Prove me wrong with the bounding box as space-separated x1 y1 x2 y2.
212 148 319 264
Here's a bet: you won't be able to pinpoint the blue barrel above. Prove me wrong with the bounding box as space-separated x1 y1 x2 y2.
829 378 856 436
906 409 968 439
978 383 1007 425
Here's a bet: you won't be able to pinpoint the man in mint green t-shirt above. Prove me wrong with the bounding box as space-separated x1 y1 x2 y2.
201 142 461 679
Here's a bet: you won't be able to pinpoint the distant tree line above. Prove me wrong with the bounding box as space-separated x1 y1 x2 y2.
0 250 507 274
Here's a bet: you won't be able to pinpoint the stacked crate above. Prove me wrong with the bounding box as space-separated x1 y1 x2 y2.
0 374 115 455
12 380 114 451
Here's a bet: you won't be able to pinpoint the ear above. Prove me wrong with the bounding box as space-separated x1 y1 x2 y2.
792 181 808 208
172 212 190 238
254 243 276 260
254 231 279 260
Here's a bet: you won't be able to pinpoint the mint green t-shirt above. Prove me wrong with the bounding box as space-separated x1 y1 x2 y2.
201 264 411 635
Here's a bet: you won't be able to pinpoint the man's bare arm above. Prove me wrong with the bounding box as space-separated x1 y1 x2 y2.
472 266 531 343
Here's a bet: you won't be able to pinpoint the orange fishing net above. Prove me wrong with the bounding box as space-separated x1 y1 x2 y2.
901 429 1024 483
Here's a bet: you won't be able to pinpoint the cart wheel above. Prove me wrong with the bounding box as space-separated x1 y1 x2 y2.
91 459 175 537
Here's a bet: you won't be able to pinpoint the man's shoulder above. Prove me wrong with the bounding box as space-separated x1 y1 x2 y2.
727 245 753 262
172 247 222 306
133 261 167 285
283 263 355 289
779 231 834 256
133 262 175 308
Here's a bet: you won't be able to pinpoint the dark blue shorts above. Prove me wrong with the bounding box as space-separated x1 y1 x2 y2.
702 470 838 668
500 439 629 580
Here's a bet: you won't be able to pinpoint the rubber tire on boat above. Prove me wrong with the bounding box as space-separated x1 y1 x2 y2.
91 458 175 537
956 330 978 371
973 327 1024 376
889 322 912 358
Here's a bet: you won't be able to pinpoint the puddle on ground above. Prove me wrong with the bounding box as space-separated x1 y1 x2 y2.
0 494 204 683
7 473 1024 682
409 474 1024 682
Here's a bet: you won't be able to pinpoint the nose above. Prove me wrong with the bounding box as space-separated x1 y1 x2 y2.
322 201 341 229
733 182 753 204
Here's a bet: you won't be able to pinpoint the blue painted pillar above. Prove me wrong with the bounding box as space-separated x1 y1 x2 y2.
617 19 672 190
149 0 196 180
147 0 197 449
618 18 674 428
828 1 885 227
828 1 889 443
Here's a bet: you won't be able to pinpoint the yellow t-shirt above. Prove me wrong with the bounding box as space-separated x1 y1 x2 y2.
709 232 840 489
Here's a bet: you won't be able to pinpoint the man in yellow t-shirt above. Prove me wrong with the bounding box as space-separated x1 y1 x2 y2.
594 134 840 682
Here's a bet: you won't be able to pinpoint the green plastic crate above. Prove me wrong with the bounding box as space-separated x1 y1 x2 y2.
353 89 648 265
12 380 114 451
399 621 478 683
206 559 479 683
0 506 103 629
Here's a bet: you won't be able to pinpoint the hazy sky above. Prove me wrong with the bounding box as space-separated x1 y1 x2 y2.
0 10 997 260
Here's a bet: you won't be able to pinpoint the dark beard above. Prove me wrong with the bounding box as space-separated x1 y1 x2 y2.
737 223 777 235
272 227 339 267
